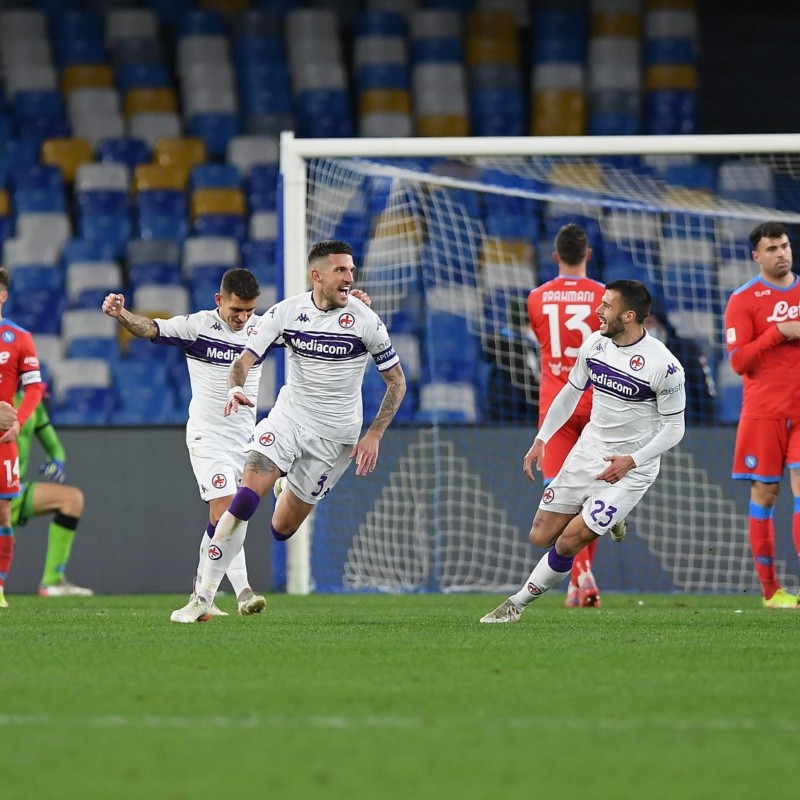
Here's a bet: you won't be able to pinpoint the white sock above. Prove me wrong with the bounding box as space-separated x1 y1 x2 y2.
225 546 250 598
510 550 573 607
196 511 249 604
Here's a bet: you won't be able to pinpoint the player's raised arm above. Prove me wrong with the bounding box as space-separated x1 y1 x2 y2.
102 293 158 339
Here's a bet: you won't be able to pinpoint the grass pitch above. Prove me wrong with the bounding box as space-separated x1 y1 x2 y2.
1 592 796 800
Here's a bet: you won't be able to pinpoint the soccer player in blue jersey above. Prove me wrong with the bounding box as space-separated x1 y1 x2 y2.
482 280 686 623
171 240 407 623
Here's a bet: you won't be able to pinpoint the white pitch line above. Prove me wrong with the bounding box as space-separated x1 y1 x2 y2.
0 714 797 732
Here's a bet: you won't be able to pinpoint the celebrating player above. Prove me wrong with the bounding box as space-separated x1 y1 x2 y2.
481 280 685 623
103 269 268 617
724 221 800 609
0 267 44 609
527 223 625 607
171 240 406 623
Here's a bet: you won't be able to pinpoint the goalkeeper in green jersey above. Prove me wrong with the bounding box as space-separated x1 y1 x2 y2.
13 390 93 597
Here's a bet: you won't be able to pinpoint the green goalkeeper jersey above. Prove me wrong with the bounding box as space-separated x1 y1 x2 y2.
15 392 65 481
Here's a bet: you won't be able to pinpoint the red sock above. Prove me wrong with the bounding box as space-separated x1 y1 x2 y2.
568 538 598 585
792 501 800 565
749 507 779 600
0 532 14 587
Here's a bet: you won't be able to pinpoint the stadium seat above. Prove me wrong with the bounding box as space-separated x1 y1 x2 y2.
75 162 130 193
97 137 151 170
75 190 132 258
61 64 115 95
61 308 120 360
136 189 190 243
41 138 94 183
115 63 171 94
134 164 187 192
153 136 207 185
127 111 182 149
65 261 124 308
50 356 116 425
416 381 479 424
124 87 179 117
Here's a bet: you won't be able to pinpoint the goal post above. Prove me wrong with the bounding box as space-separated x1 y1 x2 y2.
279 131 800 596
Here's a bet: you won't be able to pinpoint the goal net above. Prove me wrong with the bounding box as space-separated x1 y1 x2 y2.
279 133 800 596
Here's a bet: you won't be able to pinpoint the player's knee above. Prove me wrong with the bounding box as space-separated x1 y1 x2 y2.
63 486 84 518
752 483 779 507
270 521 295 541
529 515 554 548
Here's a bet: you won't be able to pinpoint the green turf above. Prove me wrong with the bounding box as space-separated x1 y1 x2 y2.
1 592 796 800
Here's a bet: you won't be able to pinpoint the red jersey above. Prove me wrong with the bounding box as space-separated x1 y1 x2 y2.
724 274 800 419
527 275 605 423
0 320 41 404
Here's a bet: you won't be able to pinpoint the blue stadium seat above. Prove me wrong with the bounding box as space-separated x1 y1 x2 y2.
241 239 276 280
470 87 525 136
147 0 193 25
11 163 63 193
646 90 697 135
136 189 189 242
295 89 354 138
423 311 480 383
192 214 246 243
247 163 278 211
0 139 40 185
97 137 151 170
53 386 116 426
115 63 171 92
61 236 119 266
176 8 227 36
13 187 67 214
51 10 106 67
190 163 241 190
110 358 175 424
188 112 240 159
233 34 286 67
76 193 132 258
67 337 121 360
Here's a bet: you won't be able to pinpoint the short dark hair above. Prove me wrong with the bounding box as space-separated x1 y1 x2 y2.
605 279 652 323
0 267 8 292
749 221 789 250
220 268 260 301
554 223 589 266
307 240 353 265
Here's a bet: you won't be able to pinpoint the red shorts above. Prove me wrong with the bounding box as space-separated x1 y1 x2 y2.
542 410 591 483
0 441 20 499
732 416 800 483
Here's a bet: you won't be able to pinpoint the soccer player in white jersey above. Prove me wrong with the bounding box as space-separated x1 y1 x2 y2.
102 269 268 617
170 240 407 623
481 279 686 623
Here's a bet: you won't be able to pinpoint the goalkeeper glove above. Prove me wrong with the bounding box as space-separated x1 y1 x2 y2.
39 459 66 483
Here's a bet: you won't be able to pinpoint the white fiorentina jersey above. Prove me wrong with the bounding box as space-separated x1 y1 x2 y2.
569 330 685 452
246 292 400 443
154 309 264 450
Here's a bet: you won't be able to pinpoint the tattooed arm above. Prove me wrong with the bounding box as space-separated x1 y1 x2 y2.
350 363 407 477
101 293 158 338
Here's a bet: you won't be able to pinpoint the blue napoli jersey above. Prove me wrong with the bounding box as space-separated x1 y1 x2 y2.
568 330 686 451
247 292 400 443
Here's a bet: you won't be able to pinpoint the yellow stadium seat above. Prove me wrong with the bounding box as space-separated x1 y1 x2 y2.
154 137 207 180
61 64 115 94
646 64 698 91
416 115 469 137
466 10 516 40
190 188 246 219
0 189 9 216
133 163 187 192
548 161 605 191
590 11 641 38
531 90 586 136
359 89 411 115
466 36 519 66
124 87 178 117
41 138 94 182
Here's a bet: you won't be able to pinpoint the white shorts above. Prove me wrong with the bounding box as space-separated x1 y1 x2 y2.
188 445 244 502
247 406 354 505
538 435 660 535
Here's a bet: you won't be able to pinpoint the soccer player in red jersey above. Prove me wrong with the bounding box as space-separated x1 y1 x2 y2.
724 221 800 609
527 223 624 607
0 267 44 608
